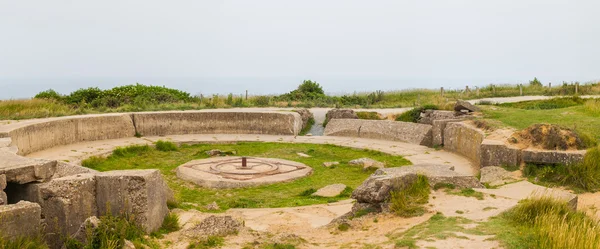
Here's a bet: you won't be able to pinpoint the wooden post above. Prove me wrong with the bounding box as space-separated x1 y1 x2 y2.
520 84 523 96
465 86 470 93
440 87 444 97
200 94 203 104
245 90 248 100
576 82 579 94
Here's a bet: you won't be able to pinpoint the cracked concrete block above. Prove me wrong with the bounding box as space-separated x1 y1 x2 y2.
0 150 57 184
522 149 586 165
95 170 169 233
0 174 6 190
480 140 520 167
0 201 42 239
40 174 97 248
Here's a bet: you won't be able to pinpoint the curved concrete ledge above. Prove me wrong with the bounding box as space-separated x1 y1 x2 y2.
443 122 485 166
323 119 433 146
133 111 302 137
0 111 303 156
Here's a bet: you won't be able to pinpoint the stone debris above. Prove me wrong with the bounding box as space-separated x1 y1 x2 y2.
0 150 57 184
349 158 385 170
352 164 482 205
206 201 220 211
454 100 480 112
312 184 347 197
206 149 236 157
123 240 136 249
480 166 519 187
297 152 311 158
184 215 242 238
323 162 340 167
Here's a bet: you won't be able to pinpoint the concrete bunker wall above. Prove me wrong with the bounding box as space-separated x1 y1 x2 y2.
3 111 304 156
133 111 303 137
323 119 433 146
443 122 485 166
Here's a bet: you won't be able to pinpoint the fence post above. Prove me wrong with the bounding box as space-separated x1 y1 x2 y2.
520 84 523 96
576 82 579 94
493 85 496 96
200 94 203 104
440 87 444 97
245 90 248 100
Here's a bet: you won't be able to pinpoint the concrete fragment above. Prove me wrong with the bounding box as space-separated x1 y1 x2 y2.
184 215 242 238
312 184 347 197
40 174 97 248
480 166 519 187
352 164 482 204
454 100 480 112
476 181 578 210
205 201 220 211
0 150 57 184
297 153 311 158
95 169 169 233
349 158 385 170
522 149 585 165
0 190 6 205
419 110 460 125
431 119 462 146
52 161 98 179
323 162 340 167
480 140 520 167
0 174 5 190
0 201 42 239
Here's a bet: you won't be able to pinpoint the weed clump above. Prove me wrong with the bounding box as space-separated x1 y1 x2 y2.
395 105 438 123
187 236 224 249
389 175 430 217
112 144 151 157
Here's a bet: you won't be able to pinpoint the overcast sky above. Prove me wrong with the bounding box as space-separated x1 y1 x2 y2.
0 0 598 98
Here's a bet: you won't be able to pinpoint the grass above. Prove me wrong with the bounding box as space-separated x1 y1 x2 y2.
64 213 160 249
445 188 484 200
481 98 600 143
153 213 181 237
0 234 49 249
499 96 585 110
155 140 178 152
187 236 224 249
523 145 600 192
81 142 411 211
389 175 430 217
356 111 383 120
299 117 315 136
337 223 350 231
503 196 600 249
391 213 482 248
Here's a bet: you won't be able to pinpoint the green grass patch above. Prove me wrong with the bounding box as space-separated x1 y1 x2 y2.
499 96 585 110
446 188 484 200
81 142 411 211
0 234 49 249
187 236 224 249
155 140 178 152
389 175 430 217
356 111 383 120
299 117 315 136
152 213 180 237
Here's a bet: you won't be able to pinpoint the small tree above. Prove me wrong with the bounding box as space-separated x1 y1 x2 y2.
297 80 324 95
529 77 543 87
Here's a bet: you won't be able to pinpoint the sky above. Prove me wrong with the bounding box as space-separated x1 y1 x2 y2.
0 0 598 99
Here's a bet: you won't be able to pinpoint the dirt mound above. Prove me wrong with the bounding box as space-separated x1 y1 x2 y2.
509 124 584 151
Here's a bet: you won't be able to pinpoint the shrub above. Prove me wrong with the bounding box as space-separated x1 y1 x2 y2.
529 77 543 87
65 213 150 249
298 117 315 136
389 175 430 217
253 96 270 107
155 140 178 152
395 107 423 123
65 87 104 105
34 89 63 101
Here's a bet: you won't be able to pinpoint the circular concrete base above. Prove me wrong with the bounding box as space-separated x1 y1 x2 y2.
176 157 312 189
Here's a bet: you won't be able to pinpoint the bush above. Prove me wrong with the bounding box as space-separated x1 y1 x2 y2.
395 107 423 123
34 89 63 101
389 175 430 217
529 77 543 87
64 213 152 249
65 87 104 105
155 140 178 152
252 96 270 107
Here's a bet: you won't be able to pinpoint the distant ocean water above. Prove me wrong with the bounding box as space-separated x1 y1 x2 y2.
0 77 579 100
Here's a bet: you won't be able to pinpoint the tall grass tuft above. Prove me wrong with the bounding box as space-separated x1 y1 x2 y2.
0 233 49 249
507 196 600 249
111 144 151 157
389 175 430 217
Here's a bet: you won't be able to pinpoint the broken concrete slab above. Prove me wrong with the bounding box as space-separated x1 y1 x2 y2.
323 162 340 167
454 100 480 112
476 181 578 210
431 119 463 146
349 158 384 170
52 161 98 179
95 169 169 233
0 174 5 190
0 150 57 184
324 119 433 146
352 164 482 204
0 201 42 239
480 140 520 167
479 166 519 187
522 149 585 166
312 184 347 197
40 174 97 248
